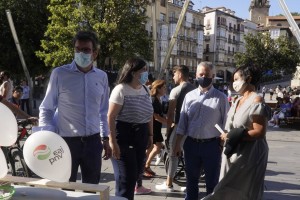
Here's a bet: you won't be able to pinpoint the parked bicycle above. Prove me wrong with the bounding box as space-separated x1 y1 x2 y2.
1 119 33 177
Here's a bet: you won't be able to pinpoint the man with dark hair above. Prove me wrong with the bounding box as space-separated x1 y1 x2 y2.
39 30 111 184
0 93 37 122
156 65 195 191
8 86 23 108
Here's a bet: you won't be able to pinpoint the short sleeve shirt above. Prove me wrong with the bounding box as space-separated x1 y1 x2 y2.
109 83 153 123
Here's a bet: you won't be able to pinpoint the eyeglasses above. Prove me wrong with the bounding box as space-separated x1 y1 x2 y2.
74 47 93 54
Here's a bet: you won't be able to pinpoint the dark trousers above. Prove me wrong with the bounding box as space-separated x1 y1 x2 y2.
111 121 149 200
63 134 103 184
21 98 31 114
184 137 221 200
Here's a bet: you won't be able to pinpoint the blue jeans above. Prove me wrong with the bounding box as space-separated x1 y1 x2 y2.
111 121 149 200
184 136 221 200
63 134 103 184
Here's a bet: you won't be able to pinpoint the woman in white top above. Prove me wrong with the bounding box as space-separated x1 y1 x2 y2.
108 58 153 200
0 71 13 100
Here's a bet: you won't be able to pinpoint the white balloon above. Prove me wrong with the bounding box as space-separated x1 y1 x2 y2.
0 148 8 178
23 131 71 182
0 103 17 146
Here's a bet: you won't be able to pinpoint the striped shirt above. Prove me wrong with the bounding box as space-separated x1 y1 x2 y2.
176 86 230 139
109 83 153 123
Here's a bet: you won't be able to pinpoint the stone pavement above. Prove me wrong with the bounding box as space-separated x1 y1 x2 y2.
98 126 300 200
30 93 300 199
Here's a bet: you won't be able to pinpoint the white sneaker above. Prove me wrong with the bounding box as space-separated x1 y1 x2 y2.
273 125 279 128
155 151 163 165
180 187 186 192
155 182 174 192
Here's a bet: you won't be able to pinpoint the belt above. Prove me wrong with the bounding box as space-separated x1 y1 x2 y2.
188 136 219 143
65 133 100 142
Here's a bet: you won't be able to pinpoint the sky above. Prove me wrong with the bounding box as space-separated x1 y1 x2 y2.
192 0 299 20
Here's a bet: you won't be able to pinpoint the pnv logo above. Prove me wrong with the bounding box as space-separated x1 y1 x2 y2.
33 145 51 160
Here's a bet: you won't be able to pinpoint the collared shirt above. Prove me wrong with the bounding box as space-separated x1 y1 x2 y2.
176 86 230 139
39 61 109 137
21 85 30 99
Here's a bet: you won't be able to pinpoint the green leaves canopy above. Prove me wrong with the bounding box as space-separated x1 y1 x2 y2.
234 32 300 74
0 0 49 78
36 0 152 69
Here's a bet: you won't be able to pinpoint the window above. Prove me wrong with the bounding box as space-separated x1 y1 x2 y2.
160 13 166 22
160 0 166 7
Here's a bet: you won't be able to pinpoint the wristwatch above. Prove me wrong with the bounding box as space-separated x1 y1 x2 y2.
101 136 109 142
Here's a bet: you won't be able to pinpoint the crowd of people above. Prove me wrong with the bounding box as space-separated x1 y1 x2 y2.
0 71 32 116
0 30 296 200
261 85 300 128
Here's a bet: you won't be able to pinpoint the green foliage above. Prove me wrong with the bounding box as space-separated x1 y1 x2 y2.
276 12 300 16
36 0 152 69
0 0 49 79
234 32 300 75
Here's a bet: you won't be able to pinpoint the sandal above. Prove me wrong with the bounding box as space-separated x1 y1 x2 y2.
144 167 156 176
143 171 154 178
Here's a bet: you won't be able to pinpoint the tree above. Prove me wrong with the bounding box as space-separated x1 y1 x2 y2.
0 0 49 80
234 32 300 75
276 12 300 16
36 0 152 69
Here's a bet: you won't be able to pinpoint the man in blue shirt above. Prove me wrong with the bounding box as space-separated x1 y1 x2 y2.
39 31 111 184
174 62 230 200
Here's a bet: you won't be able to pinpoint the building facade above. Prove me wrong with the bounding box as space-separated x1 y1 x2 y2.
202 7 246 82
249 0 270 27
145 0 204 77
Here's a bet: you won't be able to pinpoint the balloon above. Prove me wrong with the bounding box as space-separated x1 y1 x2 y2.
0 103 17 146
0 148 8 178
23 131 71 182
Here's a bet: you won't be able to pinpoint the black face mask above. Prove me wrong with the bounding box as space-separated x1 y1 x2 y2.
196 77 212 88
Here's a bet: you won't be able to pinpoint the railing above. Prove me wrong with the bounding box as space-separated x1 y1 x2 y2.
169 17 178 23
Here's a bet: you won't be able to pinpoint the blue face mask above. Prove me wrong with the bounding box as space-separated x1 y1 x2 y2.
74 52 92 68
139 71 148 85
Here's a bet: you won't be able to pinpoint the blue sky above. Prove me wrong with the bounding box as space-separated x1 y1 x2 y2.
192 0 299 20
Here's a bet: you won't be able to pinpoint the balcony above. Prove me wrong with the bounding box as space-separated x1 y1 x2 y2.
217 22 227 29
204 48 210 53
227 51 234 56
186 37 193 41
228 38 232 43
228 27 233 32
216 35 227 40
177 50 186 56
169 17 178 23
204 35 210 41
196 25 204 31
178 35 186 40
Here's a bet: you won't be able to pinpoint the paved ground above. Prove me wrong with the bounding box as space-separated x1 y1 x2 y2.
29 93 300 200
96 126 300 200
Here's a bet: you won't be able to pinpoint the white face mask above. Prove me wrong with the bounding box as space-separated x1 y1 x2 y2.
233 80 246 93
74 52 93 68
